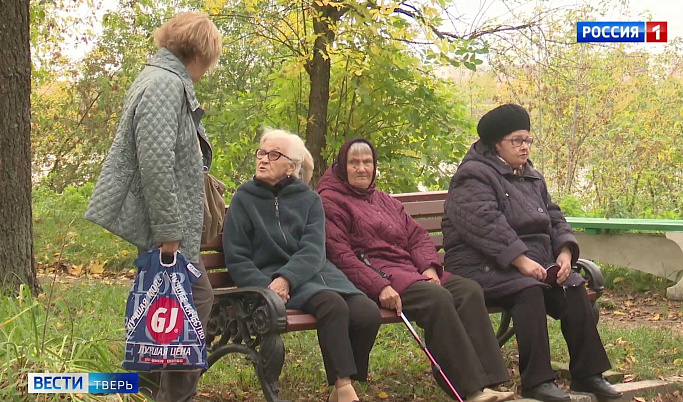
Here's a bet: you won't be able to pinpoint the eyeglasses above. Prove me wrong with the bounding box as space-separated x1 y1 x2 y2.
255 148 294 162
502 137 534 147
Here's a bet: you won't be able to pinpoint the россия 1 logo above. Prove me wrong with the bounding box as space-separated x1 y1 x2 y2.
577 21 667 43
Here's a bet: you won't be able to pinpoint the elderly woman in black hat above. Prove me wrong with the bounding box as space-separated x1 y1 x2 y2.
442 104 621 401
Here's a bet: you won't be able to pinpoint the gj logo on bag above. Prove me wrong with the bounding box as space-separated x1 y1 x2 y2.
147 298 183 344
122 250 207 371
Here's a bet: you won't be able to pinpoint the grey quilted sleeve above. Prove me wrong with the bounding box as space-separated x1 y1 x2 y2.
133 76 185 244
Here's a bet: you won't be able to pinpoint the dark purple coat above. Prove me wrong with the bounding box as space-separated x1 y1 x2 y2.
442 141 583 299
318 167 450 301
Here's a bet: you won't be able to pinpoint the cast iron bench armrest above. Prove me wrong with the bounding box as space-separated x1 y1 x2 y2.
575 258 605 298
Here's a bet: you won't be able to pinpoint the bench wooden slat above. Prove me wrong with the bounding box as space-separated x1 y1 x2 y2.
283 289 597 331
431 234 443 250
203 253 226 270
414 217 442 233
286 309 404 331
207 271 234 288
200 235 223 252
391 191 448 203
403 200 445 217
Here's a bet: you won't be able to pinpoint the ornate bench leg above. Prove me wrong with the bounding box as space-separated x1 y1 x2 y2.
252 333 286 402
206 287 288 402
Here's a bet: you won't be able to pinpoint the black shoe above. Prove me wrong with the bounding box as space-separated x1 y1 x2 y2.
571 375 623 400
521 381 571 401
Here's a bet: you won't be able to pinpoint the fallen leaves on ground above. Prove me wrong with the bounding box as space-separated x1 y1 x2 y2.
599 290 683 334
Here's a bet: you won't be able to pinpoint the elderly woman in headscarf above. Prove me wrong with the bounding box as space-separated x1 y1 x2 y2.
442 104 621 401
317 138 514 402
222 129 381 402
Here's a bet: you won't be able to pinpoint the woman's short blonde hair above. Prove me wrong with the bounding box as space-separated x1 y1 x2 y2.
153 12 222 68
260 128 313 183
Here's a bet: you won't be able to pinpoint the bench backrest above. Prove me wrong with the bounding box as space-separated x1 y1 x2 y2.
200 190 450 289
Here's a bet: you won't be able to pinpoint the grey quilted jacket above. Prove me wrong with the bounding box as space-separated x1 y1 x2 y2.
85 48 212 263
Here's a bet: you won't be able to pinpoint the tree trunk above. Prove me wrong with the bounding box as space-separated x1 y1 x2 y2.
0 0 40 296
305 4 345 185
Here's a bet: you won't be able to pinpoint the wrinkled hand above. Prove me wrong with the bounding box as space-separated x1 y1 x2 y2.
160 242 180 264
378 285 402 315
160 241 179 254
555 246 573 284
422 266 441 284
512 254 547 282
269 277 290 303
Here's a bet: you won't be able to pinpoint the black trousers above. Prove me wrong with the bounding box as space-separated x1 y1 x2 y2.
302 291 382 385
487 285 611 390
401 276 510 397
137 251 214 402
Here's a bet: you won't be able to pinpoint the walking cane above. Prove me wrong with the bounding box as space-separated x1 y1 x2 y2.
400 312 464 402
357 253 464 401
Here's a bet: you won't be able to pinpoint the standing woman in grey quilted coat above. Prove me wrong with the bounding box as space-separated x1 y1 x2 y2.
85 12 222 402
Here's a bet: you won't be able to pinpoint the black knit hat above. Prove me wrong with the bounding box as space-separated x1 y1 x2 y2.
332 138 377 185
477 104 530 145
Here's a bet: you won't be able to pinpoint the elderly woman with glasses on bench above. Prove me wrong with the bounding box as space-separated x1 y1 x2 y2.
222 129 381 402
442 104 622 401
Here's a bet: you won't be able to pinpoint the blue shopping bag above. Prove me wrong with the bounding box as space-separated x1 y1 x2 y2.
122 249 208 371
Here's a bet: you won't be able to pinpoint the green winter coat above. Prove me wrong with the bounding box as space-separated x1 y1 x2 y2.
85 48 212 263
223 179 362 310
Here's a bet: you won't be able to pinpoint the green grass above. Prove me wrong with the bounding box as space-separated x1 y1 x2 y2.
601 264 676 294
33 184 136 273
0 277 130 401
546 319 683 380
2 279 681 401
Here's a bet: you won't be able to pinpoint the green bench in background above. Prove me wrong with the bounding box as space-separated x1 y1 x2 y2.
566 217 683 300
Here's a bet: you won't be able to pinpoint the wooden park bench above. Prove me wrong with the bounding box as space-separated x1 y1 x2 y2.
201 190 604 402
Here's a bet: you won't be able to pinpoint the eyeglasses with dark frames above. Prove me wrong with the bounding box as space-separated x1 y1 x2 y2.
503 137 534 147
255 148 294 162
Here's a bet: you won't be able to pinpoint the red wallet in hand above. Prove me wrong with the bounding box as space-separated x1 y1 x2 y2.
544 263 561 285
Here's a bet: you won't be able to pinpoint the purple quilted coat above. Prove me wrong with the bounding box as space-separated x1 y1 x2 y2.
442 140 584 299
318 167 450 301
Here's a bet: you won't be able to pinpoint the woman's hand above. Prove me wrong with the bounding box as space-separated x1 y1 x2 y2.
512 254 547 282
422 266 441 284
378 285 402 315
269 277 291 303
160 241 179 254
555 246 573 284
